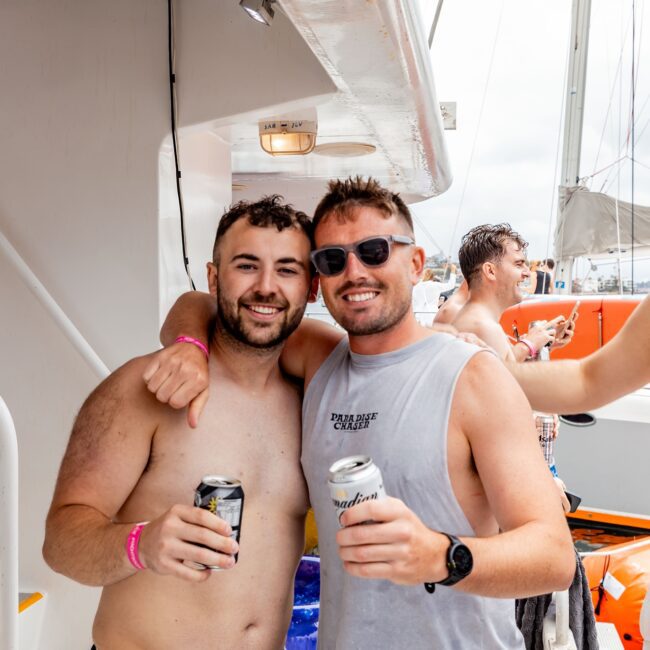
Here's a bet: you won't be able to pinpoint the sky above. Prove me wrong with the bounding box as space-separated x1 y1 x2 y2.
411 0 650 282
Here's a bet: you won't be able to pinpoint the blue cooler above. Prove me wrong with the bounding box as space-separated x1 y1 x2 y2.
285 556 320 649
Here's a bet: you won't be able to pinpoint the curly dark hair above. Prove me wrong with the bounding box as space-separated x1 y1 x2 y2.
212 195 313 263
458 223 528 288
312 176 414 234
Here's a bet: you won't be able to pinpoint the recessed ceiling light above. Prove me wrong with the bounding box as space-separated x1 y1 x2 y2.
313 142 376 157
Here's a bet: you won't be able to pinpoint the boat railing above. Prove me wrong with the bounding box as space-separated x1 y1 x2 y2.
543 589 577 649
0 229 109 379
0 397 19 650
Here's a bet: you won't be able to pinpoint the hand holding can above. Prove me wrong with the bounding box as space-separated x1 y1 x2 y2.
136 504 237 581
190 476 244 570
328 456 386 526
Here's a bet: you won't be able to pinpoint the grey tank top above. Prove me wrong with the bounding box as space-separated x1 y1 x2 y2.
302 333 525 650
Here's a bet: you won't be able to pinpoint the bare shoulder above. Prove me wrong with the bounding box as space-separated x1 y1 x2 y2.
455 313 509 358
80 354 162 421
56 354 163 485
455 350 527 415
281 317 344 381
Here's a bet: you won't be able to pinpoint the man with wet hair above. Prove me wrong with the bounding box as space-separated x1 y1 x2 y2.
152 177 574 649
454 224 567 362
43 195 315 650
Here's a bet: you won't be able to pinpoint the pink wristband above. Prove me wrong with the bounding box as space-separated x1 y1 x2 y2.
517 338 538 359
175 336 209 360
125 522 148 571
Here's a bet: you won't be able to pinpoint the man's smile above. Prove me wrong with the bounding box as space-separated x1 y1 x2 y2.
243 303 284 320
343 291 379 303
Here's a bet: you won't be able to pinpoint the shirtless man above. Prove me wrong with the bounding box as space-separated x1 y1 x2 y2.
452 224 570 362
433 278 468 325
150 178 574 649
43 196 314 650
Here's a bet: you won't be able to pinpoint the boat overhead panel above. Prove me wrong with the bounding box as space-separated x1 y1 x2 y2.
230 0 452 212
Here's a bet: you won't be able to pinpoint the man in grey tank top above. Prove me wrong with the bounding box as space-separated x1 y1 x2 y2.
152 178 576 649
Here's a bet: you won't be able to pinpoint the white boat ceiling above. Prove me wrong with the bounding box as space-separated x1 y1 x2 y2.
176 0 451 213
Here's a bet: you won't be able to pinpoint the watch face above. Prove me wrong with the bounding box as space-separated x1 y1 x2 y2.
451 545 473 575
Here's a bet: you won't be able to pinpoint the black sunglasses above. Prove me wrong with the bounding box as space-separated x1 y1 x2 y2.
310 235 415 277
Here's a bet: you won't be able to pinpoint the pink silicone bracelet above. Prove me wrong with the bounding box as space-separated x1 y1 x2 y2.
175 336 209 360
517 338 538 359
125 522 148 571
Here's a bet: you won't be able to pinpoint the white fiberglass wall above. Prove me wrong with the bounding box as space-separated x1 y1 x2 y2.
0 2 167 647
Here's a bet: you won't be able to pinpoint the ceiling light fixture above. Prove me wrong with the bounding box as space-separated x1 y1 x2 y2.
239 0 274 26
259 118 317 156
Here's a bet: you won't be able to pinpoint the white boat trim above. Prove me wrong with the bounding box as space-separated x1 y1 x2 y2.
0 397 19 650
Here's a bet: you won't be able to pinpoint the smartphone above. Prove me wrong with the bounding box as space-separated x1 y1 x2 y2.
555 301 580 340
565 491 582 513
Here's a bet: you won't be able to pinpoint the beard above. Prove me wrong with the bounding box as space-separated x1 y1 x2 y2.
216 282 307 351
325 280 412 336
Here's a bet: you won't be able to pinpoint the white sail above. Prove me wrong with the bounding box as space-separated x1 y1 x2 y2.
555 185 650 259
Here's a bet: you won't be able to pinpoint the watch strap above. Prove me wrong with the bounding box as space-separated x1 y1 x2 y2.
423 532 472 593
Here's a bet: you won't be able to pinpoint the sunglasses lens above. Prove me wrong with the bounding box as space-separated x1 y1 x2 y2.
357 238 390 266
313 248 346 276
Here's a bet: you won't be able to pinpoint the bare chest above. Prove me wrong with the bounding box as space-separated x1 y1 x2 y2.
123 384 307 519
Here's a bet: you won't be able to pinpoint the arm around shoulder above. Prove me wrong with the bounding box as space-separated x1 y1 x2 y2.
160 291 215 347
279 317 344 382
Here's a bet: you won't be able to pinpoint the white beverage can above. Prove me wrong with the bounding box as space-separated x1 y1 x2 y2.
328 455 386 526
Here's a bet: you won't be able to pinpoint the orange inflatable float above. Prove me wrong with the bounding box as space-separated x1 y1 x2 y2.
500 295 643 360
570 510 650 649
582 539 650 648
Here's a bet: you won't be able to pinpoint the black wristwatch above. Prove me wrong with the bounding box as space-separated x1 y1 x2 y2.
424 533 473 594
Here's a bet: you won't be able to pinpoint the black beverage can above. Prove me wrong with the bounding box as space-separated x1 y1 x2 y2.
191 475 244 571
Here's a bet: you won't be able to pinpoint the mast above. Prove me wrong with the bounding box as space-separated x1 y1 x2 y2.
555 0 591 294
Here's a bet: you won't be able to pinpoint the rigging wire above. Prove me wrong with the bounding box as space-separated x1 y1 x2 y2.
412 213 445 256
446 0 506 255
598 2 648 196
590 13 631 181
168 0 196 290
545 12 572 271
601 107 650 192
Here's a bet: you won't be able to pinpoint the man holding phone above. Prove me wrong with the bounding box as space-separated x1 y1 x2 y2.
452 224 574 364
451 224 575 509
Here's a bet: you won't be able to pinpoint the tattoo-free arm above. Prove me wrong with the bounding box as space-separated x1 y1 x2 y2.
43 357 160 586
451 353 574 596
279 317 344 381
143 292 215 427
160 291 215 347
336 353 574 597
509 294 650 412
